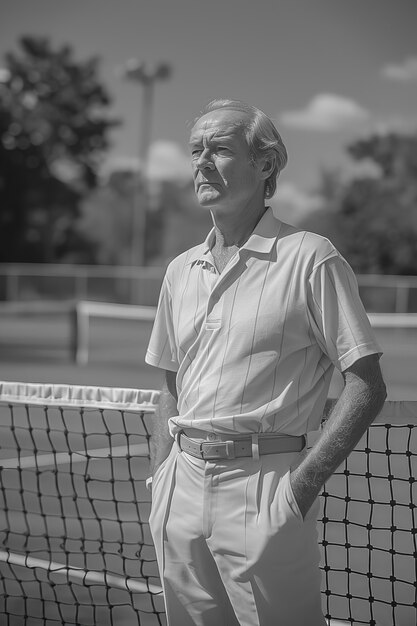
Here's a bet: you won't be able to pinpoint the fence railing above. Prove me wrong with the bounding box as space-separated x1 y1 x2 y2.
1 263 417 311
0 263 165 306
71 301 417 366
356 273 417 314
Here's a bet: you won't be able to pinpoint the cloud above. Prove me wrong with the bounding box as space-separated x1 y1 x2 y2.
104 155 141 173
147 141 191 182
103 141 192 183
270 182 322 224
0 68 11 82
382 57 417 83
370 115 417 135
280 94 369 131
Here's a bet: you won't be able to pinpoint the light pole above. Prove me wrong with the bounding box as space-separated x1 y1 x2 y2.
120 60 172 272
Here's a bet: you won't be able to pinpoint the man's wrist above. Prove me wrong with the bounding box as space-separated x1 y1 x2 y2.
289 467 321 519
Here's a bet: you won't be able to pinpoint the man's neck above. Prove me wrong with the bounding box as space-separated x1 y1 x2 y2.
211 203 267 249
210 204 268 273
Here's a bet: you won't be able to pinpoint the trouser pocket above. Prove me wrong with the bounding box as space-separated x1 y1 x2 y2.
149 444 178 535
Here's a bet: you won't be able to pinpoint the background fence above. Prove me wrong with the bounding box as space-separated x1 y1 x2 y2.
1 263 417 312
0 264 165 307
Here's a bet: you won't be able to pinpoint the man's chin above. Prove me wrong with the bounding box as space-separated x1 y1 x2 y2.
197 190 221 207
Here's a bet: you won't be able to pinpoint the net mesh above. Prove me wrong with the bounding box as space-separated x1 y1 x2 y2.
0 382 416 626
320 401 417 625
0 382 163 626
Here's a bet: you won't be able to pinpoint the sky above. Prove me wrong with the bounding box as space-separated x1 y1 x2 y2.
1 0 417 214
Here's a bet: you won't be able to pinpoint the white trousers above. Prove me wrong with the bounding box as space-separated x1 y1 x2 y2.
149 443 326 626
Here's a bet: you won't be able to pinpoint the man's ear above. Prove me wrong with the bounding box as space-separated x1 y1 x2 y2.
260 155 276 180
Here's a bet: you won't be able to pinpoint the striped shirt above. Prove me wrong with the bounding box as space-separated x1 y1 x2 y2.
145 208 381 437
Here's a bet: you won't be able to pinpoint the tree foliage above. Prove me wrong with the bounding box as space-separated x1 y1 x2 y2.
301 132 417 275
78 170 212 268
0 36 119 262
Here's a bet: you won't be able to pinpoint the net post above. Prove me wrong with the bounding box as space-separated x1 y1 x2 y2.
70 301 90 366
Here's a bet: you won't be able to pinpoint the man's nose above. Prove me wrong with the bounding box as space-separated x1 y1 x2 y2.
196 149 214 170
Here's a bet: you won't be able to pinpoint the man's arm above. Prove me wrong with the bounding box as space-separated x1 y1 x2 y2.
290 354 387 518
148 369 178 478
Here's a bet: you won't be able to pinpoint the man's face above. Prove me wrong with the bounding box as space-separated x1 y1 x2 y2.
189 109 265 212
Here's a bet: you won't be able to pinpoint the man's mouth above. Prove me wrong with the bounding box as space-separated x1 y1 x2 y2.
197 181 217 189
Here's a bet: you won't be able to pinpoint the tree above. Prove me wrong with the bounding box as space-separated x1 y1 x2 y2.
0 36 119 262
340 132 417 275
78 169 145 266
348 133 417 185
338 176 417 275
298 168 346 249
300 132 417 275
78 169 212 269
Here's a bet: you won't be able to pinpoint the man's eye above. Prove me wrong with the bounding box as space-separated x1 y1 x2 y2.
191 149 202 158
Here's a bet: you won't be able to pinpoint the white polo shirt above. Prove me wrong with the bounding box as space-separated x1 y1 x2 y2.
145 208 381 437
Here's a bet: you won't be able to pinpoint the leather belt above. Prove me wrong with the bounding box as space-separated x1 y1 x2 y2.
177 432 306 461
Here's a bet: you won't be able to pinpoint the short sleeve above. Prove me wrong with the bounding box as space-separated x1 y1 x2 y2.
307 254 382 372
145 274 179 372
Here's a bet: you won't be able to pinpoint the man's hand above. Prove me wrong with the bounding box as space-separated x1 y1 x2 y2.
289 354 386 520
289 470 318 520
148 369 178 478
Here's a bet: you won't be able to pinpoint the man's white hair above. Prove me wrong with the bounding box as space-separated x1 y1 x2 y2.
195 99 288 199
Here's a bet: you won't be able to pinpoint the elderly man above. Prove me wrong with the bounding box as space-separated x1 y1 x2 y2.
145 99 386 626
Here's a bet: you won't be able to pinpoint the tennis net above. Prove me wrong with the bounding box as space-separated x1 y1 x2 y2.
0 382 416 625
0 382 163 626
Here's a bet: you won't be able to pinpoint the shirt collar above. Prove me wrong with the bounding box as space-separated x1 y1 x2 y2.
187 206 282 266
240 206 281 255
184 230 215 267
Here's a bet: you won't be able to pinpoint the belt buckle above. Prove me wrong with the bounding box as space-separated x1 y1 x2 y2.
202 440 235 460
